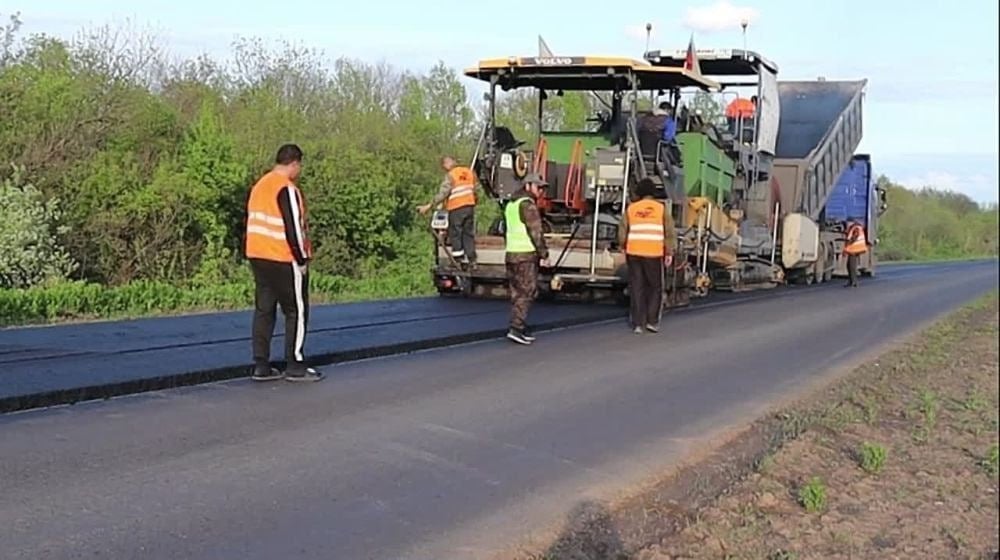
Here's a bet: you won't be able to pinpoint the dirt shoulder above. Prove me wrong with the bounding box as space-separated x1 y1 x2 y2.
522 293 999 560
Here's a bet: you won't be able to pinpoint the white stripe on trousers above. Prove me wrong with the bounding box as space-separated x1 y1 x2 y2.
287 187 308 259
292 262 306 362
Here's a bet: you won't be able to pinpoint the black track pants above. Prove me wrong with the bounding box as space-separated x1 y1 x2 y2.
847 253 860 286
627 255 664 328
448 206 477 262
250 258 310 366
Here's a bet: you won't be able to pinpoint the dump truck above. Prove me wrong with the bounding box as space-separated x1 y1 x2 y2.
645 48 885 287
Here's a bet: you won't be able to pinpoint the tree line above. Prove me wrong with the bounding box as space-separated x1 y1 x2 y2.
0 13 996 324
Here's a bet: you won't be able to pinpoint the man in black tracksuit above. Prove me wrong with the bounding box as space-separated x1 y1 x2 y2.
244 144 322 382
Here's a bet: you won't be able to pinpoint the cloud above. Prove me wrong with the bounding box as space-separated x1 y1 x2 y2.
874 153 998 203
682 1 759 33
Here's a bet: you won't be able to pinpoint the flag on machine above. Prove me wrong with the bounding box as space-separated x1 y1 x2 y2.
683 35 702 75
538 35 554 57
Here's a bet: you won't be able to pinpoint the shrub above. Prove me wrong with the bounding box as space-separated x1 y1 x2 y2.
0 166 76 289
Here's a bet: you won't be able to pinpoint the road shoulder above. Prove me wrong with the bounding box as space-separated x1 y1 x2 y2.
520 291 999 560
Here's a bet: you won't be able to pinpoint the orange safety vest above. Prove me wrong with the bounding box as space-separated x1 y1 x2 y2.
245 171 312 263
844 224 868 255
625 199 666 258
445 166 477 211
725 97 755 118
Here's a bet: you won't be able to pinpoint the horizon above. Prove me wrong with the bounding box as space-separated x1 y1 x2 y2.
7 0 999 203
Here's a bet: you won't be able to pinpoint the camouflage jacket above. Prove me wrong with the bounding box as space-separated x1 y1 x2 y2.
507 197 549 263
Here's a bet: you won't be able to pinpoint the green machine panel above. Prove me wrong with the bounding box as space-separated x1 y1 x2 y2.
542 131 611 164
677 132 736 205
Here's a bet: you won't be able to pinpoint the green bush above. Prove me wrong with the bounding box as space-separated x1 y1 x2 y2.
0 12 996 325
0 166 76 288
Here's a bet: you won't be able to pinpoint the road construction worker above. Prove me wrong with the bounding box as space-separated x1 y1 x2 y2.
418 156 478 267
725 95 757 142
619 177 676 334
244 143 323 383
505 173 549 345
843 219 868 288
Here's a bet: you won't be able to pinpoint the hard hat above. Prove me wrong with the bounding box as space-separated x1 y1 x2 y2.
521 173 549 187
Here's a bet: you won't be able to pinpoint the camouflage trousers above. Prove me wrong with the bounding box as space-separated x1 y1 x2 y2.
506 259 539 331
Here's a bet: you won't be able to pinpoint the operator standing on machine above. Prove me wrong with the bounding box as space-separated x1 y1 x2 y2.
418 156 478 268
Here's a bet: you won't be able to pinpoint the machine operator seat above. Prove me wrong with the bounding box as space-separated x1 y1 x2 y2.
492 126 524 152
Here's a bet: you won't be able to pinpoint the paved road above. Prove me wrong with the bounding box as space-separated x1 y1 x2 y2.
0 298 620 412
1 262 996 560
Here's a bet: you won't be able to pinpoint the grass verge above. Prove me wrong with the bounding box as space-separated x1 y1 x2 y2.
520 292 999 560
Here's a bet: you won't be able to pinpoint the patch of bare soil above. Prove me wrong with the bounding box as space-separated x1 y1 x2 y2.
640 294 1000 560
521 294 999 560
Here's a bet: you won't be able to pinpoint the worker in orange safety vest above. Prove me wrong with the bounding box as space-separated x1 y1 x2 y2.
725 95 757 143
244 143 322 383
619 177 677 334
418 156 478 267
842 219 868 288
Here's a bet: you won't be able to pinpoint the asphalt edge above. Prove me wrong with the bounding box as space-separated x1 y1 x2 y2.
0 311 622 415
8 262 974 415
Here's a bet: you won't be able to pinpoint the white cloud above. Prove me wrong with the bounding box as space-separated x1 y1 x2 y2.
682 1 759 34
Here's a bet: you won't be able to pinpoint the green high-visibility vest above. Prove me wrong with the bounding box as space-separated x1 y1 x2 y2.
504 197 535 254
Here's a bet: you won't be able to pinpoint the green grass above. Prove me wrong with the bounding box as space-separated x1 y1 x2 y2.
858 442 888 474
798 477 828 513
980 445 999 476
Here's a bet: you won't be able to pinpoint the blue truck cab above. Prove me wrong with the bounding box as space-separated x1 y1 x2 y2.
822 154 887 277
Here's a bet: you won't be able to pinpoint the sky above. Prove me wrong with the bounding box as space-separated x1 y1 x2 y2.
8 0 1000 203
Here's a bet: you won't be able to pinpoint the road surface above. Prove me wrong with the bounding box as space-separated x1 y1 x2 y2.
1 261 996 559
0 298 620 412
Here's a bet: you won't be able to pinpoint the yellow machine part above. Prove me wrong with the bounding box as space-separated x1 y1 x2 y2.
685 197 740 268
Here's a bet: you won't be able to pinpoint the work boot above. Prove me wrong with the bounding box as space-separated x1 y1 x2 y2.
522 325 537 342
284 364 324 382
507 328 533 345
251 363 283 382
